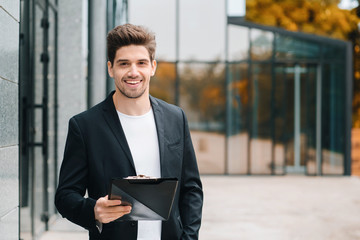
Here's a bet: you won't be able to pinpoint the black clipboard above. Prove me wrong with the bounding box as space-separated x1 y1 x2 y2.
109 177 178 221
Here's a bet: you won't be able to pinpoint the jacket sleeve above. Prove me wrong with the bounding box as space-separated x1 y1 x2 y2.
55 117 97 230
179 110 204 240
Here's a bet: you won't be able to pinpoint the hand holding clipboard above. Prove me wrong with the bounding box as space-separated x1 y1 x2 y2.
109 175 178 221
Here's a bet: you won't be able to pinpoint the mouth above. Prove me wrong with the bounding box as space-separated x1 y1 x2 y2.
124 79 142 86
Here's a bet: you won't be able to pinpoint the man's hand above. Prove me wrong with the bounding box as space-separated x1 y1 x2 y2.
94 195 132 223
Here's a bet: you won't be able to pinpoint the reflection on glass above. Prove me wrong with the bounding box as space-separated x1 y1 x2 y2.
273 64 317 175
322 63 345 175
301 65 317 175
273 65 290 175
275 34 320 60
128 0 176 61
228 25 249 61
179 63 226 174
179 63 226 130
150 62 176 104
251 64 272 139
179 0 225 61
250 29 273 61
250 64 272 174
227 63 249 174
323 44 345 60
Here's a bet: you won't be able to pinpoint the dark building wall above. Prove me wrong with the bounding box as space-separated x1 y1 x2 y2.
0 1 20 239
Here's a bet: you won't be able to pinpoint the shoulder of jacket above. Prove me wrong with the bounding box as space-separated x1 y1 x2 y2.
150 96 184 115
72 99 105 122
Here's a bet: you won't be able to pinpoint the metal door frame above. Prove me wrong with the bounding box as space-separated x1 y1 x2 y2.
19 0 58 238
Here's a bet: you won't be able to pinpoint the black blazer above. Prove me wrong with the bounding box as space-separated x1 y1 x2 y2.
55 92 203 240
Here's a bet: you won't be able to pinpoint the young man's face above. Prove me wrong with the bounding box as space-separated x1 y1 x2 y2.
108 44 156 99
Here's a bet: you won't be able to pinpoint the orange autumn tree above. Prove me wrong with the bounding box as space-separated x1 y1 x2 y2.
150 62 176 104
246 0 359 40
180 63 226 129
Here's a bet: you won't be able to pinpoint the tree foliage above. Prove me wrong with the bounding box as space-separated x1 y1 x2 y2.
180 63 226 130
246 0 359 40
150 62 176 104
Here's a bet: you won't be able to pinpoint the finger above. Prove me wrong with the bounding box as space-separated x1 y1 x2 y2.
98 209 132 223
105 200 123 207
99 196 122 207
102 205 132 213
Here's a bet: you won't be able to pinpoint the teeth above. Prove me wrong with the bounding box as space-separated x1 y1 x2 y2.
126 80 140 84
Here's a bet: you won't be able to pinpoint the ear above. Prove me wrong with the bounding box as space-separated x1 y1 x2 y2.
107 61 114 78
151 60 157 77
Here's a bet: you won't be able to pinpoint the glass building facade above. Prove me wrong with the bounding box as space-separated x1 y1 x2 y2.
127 0 352 176
226 19 352 175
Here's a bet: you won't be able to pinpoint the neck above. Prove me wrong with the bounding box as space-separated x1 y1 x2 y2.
112 90 151 116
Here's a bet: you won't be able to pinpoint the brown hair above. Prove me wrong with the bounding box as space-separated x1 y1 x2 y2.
107 23 156 65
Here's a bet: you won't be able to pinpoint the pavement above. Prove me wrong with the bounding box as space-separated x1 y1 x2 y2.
39 175 360 240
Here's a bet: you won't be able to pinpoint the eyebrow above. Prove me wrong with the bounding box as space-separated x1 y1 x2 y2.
115 59 150 63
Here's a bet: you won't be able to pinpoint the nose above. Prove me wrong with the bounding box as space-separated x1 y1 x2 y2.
128 64 139 78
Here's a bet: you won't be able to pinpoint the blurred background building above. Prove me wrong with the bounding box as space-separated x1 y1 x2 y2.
0 0 359 239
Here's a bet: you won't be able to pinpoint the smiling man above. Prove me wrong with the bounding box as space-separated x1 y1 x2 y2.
55 24 203 240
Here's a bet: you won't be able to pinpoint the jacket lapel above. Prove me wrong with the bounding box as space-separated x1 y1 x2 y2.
102 92 135 171
150 96 169 177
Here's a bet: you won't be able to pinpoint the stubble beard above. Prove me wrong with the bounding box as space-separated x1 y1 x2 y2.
116 78 148 99
118 87 146 99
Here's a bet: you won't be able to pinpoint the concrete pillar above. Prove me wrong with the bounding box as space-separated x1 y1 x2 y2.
57 0 88 169
0 1 20 239
88 0 107 107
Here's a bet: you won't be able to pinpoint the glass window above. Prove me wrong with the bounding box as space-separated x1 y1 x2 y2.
250 64 272 139
250 29 273 61
323 44 345 60
227 63 250 174
128 0 176 61
250 63 272 174
228 25 249 61
179 63 226 174
275 34 320 60
149 62 176 105
302 65 317 175
179 0 226 61
179 63 226 131
273 64 292 175
273 64 318 175
322 63 346 175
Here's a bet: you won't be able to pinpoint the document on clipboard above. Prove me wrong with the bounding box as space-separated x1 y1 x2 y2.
109 175 178 221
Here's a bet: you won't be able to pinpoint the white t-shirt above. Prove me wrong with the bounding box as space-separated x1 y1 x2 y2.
117 108 161 240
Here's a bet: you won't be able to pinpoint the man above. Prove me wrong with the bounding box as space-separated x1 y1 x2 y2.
55 23 203 240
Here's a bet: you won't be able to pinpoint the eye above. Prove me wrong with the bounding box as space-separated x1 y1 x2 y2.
120 62 128 66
